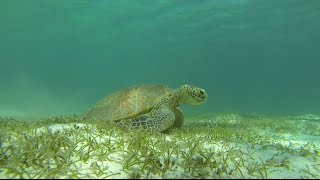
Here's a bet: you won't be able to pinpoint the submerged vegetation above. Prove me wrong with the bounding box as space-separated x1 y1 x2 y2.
0 113 319 178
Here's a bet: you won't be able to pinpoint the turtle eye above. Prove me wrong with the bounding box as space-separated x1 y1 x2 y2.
199 90 204 95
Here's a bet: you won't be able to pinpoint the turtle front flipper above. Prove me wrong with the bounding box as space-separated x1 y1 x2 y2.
172 107 184 128
117 107 175 133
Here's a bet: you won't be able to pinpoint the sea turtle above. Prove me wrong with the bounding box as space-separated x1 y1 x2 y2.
84 84 208 133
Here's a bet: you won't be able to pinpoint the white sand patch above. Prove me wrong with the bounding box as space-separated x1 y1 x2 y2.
32 123 90 134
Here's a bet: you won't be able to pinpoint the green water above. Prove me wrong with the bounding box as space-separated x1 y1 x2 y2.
0 0 320 118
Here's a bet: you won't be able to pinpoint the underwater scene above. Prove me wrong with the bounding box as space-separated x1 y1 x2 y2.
1 0 320 179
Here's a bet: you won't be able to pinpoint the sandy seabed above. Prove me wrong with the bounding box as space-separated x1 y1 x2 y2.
0 113 319 179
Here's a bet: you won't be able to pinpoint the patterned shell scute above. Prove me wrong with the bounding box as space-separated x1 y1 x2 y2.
85 84 171 121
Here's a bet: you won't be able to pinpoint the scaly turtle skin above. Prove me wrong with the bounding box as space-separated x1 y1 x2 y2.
84 84 208 133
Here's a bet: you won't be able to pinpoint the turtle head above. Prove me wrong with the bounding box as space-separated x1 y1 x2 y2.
178 85 208 105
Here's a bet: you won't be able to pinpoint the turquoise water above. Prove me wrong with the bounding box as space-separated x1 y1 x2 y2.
0 0 320 118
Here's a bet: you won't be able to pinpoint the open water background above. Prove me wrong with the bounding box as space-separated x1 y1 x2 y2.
0 0 319 118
